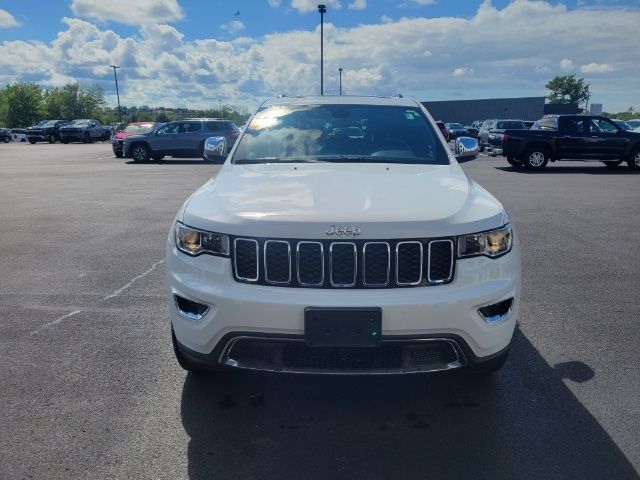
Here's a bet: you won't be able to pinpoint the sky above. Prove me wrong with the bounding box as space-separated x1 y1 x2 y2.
0 0 638 112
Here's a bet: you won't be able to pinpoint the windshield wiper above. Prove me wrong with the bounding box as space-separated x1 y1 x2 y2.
234 157 330 164
234 155 436 165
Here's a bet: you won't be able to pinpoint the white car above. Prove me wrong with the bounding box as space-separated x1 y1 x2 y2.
11 129 28 142
166 95 521 376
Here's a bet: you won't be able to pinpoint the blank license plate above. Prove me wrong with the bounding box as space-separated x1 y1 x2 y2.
304 307 382 347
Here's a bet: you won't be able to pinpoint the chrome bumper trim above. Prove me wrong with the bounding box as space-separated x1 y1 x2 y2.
218 336 466 375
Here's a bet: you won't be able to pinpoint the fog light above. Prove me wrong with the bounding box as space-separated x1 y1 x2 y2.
478 298 513 323
174 295 209 320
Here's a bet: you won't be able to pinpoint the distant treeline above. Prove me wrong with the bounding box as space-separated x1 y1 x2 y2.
0 82 250 128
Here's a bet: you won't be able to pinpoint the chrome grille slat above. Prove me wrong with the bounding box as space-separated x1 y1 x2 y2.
363 242 390 287
297 241 324 286
233 237 454 288
233 238 259 282
264 240 291 284
428 239 454 284
330 242 357 287
396 241 423 286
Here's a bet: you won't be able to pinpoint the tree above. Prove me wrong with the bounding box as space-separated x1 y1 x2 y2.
2 82 44 127
43 87 66 119
545 75 590 107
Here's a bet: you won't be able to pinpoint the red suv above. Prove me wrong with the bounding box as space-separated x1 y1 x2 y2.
112 122 159 157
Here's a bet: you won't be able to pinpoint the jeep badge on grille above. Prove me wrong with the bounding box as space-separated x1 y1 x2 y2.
325 225 361 236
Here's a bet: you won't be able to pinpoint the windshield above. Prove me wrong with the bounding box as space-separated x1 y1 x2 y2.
612 120 631 130
233 104 448 165
496 121 525 129
35 120 48 127
42 120 59 127
68 119 90 126
449 123 464 129
124 123 155 134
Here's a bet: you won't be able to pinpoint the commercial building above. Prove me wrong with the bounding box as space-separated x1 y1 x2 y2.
422 97 579 125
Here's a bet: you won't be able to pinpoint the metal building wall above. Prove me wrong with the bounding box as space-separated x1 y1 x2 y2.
544 103 580 115
421 97 545 125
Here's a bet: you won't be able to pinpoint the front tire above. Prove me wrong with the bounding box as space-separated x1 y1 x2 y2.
83 132 92 144
48 135 56 144
131 144 151 163
627 148 640 171
28 138 36 144
523 147 548 170
115 151 123 158
3 137 9 143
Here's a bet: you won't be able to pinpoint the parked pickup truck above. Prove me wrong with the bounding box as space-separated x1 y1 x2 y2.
26 119 68 144
501 115 640 170
479 119 526 154
59 119 111 143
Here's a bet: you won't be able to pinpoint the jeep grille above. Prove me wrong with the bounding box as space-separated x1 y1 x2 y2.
232 237 454 288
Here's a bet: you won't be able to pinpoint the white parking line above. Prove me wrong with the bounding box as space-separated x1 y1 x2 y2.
30 310 82 335
103 259 165 300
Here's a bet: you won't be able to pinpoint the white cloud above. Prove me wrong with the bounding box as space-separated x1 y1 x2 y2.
70 0 184 26
560 58 574 71
290 0 342 13
268 0 282 6
221 20 245 35
381 15 393 23
0 8 19 28
399 0 437 7
349 0 367 9
0 1 638 112
580 62 614 73
452 67 472 77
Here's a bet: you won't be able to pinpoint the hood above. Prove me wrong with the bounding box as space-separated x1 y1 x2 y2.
182 162 508 239
123 132 153 142
115 129 155 140
114 131 133 140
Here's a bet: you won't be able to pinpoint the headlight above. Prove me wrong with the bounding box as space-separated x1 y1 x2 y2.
458 224 512 258
175 222 230 256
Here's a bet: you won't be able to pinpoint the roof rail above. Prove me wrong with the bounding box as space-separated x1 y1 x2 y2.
277 93 287 98
391 93 403 98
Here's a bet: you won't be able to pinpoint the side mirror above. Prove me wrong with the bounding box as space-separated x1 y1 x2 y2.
203 136 227 161
454 136 478 161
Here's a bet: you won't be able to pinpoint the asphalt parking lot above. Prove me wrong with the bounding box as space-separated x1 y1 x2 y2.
1 142 639 479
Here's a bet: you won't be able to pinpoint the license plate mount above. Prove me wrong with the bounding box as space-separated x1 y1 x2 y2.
304 307 382 347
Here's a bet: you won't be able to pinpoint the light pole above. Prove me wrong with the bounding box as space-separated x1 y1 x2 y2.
338 67 343 95
218 99 223 117
318 4 326 95
109 65 122 127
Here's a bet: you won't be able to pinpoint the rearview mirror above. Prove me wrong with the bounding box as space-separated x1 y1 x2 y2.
454 136 478 161
203 136 227 161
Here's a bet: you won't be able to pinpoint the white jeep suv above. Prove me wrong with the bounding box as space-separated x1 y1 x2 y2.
166 95 520 375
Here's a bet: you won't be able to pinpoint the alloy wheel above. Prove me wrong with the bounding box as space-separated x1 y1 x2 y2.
529 151 545 167
133 146 148 161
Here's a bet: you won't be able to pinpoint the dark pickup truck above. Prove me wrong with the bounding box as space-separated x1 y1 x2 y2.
26 119 68 144
501 115 640 170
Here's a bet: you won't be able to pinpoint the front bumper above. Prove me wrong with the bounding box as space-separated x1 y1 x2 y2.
60 133 84 141
166 236 521 371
